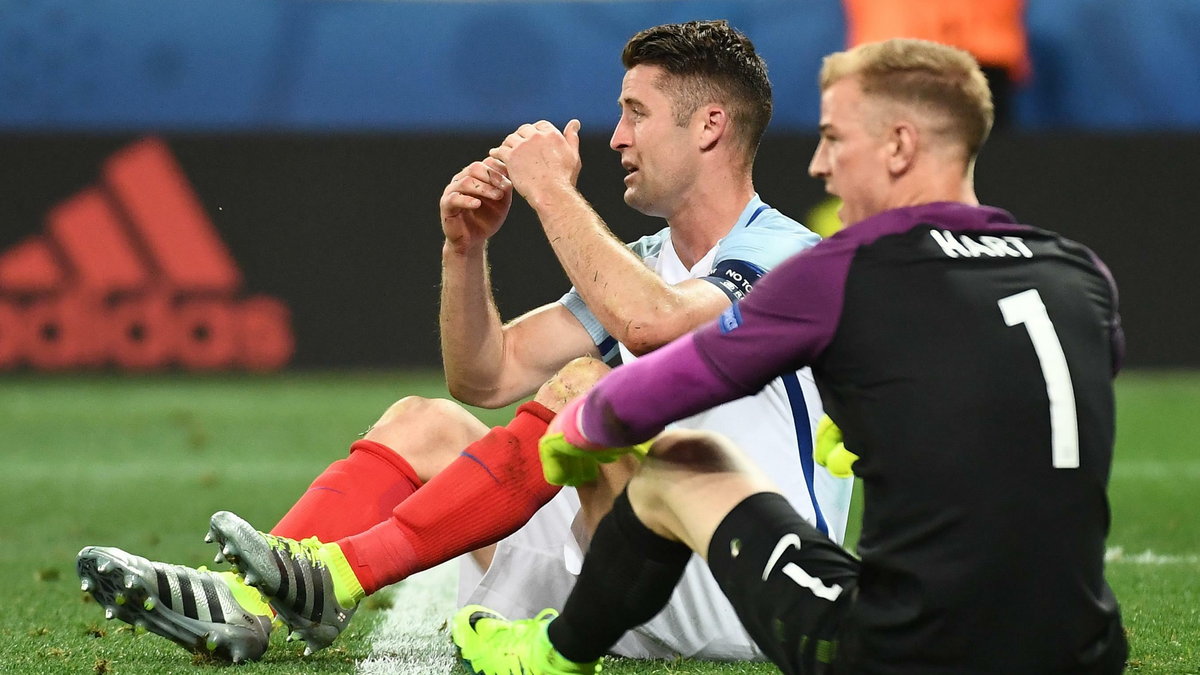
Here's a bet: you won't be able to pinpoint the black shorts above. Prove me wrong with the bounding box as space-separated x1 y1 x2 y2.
707 492 860 675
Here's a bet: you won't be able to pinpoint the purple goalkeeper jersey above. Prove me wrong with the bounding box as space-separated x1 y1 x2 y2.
577 201 1128 672
578 201 1122 445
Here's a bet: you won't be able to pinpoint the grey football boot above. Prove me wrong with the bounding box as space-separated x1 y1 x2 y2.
206 511 362 655
76 546 274 663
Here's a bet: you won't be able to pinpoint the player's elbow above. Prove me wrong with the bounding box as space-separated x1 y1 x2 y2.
444 375 508 409
620 333 661 357
444 376 482 406
614 310 687 356
448 385 508 410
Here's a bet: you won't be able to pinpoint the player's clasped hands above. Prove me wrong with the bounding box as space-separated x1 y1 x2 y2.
489 119 583 201
537 395 652 486
440 118 580 249
539 431 652 487
439 157 513 250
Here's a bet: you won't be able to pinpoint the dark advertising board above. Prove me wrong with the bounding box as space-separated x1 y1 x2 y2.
0 133 1194 369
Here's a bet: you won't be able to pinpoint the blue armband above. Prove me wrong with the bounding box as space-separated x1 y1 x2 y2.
700 259 768 302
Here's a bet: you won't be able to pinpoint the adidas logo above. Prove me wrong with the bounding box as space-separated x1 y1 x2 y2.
0 137 294 371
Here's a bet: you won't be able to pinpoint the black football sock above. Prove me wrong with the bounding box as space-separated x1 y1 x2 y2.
546 489 692 662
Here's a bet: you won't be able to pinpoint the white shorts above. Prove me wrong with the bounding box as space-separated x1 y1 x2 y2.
458 489 766 661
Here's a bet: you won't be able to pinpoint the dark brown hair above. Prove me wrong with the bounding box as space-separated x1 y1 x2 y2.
622 20 773 165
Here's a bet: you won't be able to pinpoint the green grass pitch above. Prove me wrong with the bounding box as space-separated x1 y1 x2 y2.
0 371 1196 673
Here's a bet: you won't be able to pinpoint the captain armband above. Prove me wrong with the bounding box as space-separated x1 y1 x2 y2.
700 259 768 302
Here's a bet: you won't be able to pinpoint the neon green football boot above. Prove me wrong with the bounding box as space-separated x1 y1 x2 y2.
452 605 602 675
206 511 364 655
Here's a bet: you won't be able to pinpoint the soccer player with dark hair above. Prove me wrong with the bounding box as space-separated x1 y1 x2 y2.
76 20 851 665
453 38 1128 674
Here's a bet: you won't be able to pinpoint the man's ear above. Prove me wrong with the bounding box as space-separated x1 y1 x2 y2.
887 121 918 175
699 105 728 152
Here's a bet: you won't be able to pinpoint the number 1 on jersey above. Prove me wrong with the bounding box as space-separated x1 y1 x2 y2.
998 289 1080 469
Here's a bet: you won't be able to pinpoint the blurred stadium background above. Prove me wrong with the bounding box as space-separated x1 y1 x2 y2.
2 1 1198 673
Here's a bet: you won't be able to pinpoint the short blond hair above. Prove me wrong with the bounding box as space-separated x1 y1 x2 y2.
820 38 994 158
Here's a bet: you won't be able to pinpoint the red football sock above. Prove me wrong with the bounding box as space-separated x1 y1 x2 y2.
270 439 422 543
339 401 559 595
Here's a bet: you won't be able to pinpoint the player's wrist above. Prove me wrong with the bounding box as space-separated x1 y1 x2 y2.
442 237 487 259
524 180 581 214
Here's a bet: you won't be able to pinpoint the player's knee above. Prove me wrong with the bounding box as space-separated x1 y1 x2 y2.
647 429 737 468
372 395 455 429
364 396 488 480
628 430 768 549
534 356 610 412
629 430 740 507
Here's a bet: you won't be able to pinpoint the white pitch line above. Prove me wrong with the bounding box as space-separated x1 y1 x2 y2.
357 561 460 674
1105 546 1200 565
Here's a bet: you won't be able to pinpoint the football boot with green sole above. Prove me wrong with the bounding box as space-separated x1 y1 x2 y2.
452 605 602 675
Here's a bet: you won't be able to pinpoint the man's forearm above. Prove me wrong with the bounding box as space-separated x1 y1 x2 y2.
531 185 676 350
439 242 506 401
